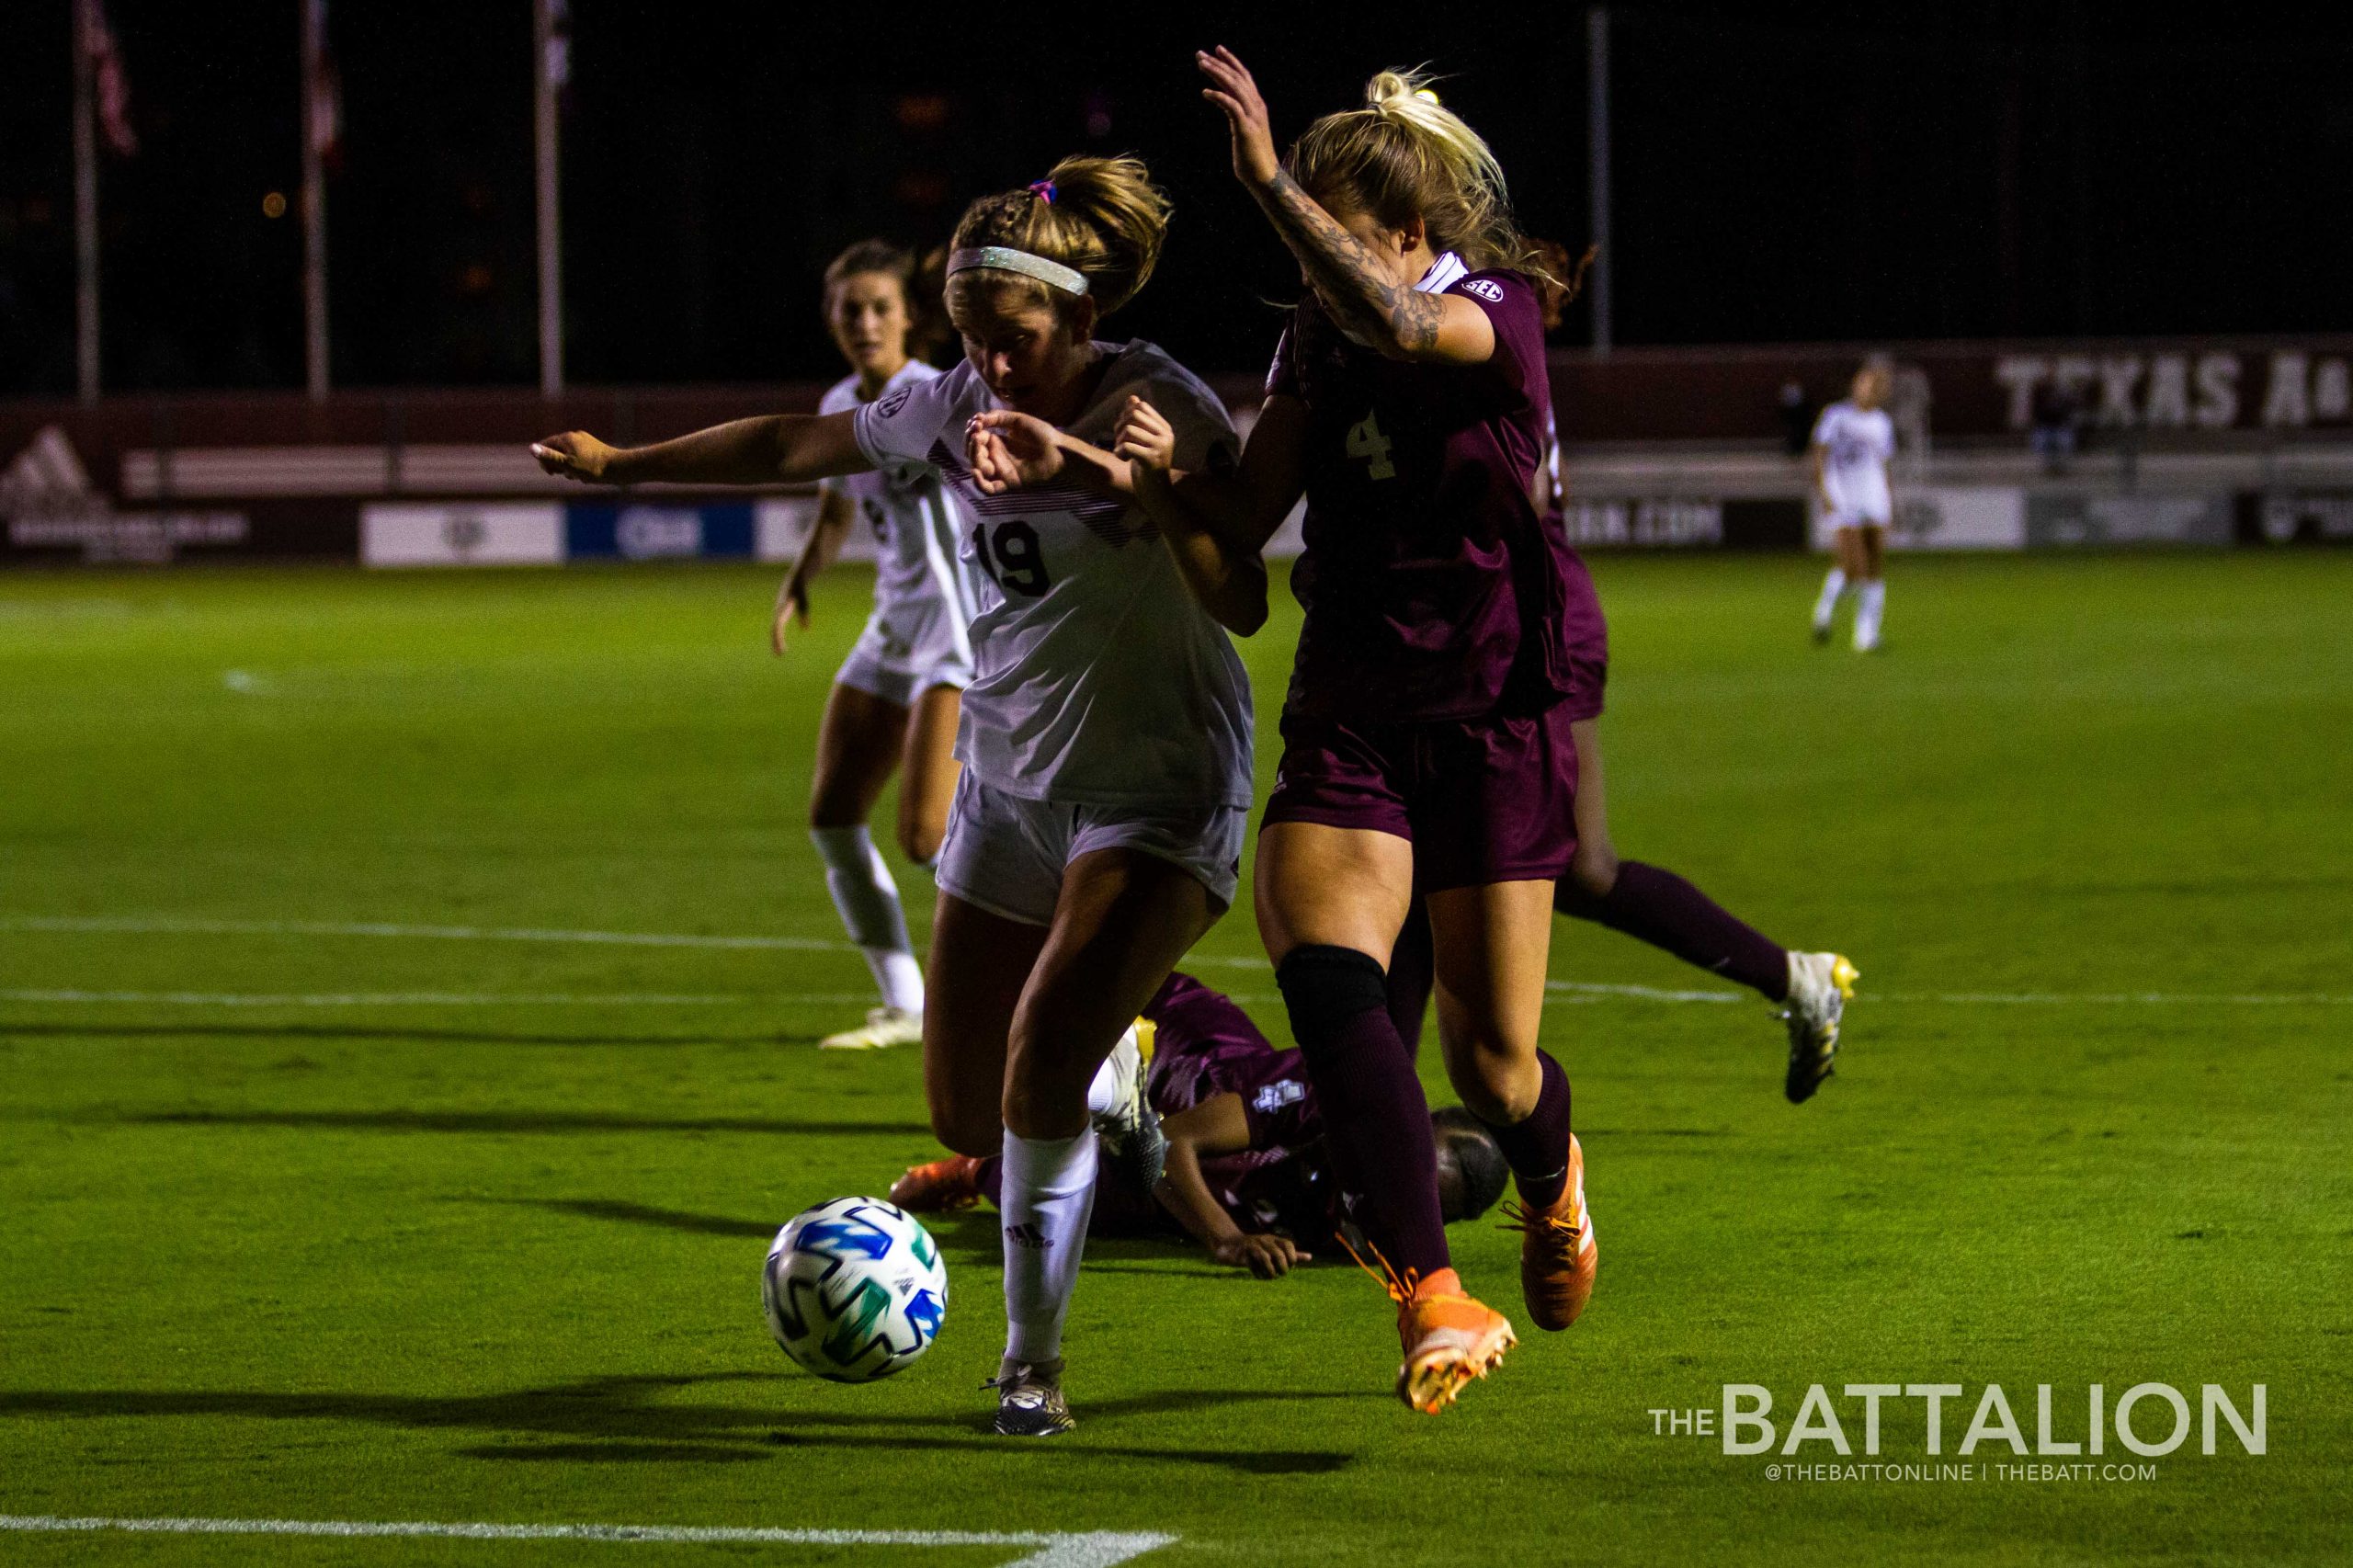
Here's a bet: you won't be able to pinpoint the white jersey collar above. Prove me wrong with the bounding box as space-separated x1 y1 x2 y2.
1415 251 1469 294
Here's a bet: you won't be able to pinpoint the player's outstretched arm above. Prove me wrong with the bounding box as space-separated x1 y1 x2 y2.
1196 47 1494 366
772 485 854 654
1154 1093 1311 1279
532 411 871 488
1125 393 1310 638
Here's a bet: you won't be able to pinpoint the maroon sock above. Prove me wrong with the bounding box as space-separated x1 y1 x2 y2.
1561 859 1790 1001
1277 945 1451 1280
977 1154 1003 1210
1475 1051 1574 1210
1383 898 1436 1064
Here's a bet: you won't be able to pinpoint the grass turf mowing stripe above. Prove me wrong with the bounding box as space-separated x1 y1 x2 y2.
0 1515 1178 1566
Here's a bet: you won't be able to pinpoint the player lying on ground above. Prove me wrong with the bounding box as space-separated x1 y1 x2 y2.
778 241 982 1051
537 156 1256 1440
1149 50 1586 1415
891 971 1510 1276
1810 358 1897 652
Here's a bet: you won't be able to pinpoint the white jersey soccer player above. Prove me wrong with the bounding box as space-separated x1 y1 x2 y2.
817 361 982 708
1813 398 1895 528
1810 362 1899 652
851 344 1254 830
538 158 1258 1436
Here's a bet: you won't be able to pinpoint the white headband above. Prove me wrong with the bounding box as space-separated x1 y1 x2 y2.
947 246 1090 297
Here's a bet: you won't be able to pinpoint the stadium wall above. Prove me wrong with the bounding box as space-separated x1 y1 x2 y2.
7 335 2353 567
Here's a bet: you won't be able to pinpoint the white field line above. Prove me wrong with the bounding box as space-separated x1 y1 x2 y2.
6 914 2347 1007
0 990 873 1008
0 1514 1176 1567
0 914 1264 971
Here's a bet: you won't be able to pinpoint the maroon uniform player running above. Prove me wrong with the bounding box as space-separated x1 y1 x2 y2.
891 972 1509 1275
1148 51 1588 1413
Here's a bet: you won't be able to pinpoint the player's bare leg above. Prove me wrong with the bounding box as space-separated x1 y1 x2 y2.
894 682 961 866
1429 880 1595 1334
810 683 925 1049
1260 823 1512 1412
1852 523 1888 652
991 846 1218 1436
920 892 1043 1157
1813 525 1866 643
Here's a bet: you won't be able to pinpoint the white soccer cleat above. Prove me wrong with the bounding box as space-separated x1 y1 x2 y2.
1780 952 1859 1103
819 1006 923 1051
1089 1025 1165 1191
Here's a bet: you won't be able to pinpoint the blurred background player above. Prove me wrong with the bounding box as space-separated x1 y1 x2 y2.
1180 50 1586 1415
771 240 981 1051
537 156 1254 1440
1809 359 1898 651
891 971 1510 1278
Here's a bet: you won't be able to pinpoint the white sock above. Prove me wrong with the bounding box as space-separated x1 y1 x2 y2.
1813 567 1848 628
809 826 924 1015
1855 580 1886 649
1084 1025 1140 1118
999 1127 1097 1366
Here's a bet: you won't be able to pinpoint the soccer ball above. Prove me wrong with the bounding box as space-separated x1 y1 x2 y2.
761 1197 948 1382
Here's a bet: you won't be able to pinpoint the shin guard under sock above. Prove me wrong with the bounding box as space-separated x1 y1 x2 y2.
1276 944 1449 1279
1559 860 1790 1002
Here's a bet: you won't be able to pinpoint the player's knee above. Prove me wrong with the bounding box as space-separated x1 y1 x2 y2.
809 798 863 833
1275 944 1388 1058
896 815 946 867
927 1090 998 1159
1447 1042 1539 1124
1564 842 1619 906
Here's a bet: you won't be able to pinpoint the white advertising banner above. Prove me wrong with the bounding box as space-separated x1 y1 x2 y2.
362 503 563 567
1887 487 2028 551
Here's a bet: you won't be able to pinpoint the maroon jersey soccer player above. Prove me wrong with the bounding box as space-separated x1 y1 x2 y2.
889 972 1508 1278
1128 50 1592 1414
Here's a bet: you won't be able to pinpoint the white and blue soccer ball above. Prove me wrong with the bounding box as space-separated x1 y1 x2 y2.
762 1197 948 1382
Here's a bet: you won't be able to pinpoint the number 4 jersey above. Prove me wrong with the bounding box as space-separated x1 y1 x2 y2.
851 341 1255 811
1267 256 1575 723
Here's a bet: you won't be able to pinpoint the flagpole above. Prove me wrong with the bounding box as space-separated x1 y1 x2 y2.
301 0 329 400
73 0 100 404
534 0 563 397
1586 5 1613 358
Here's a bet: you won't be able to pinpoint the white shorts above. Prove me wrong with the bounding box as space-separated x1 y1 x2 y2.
835 605 972 710
1827 508 1891 533
935 772 1246 927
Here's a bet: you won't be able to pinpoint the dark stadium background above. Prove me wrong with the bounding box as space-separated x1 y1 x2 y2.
2 2 2349 395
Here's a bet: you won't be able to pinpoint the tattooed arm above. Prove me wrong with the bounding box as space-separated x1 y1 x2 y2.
1197 46 1496 366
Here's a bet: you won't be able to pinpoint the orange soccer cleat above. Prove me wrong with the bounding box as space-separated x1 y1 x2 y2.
1500 1133 1597 1331
1394 1267 1517 1414
888 1154 985 1213
1337 1232 1517 1415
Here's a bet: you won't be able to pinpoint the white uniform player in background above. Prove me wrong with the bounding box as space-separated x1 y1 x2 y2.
534 155 1259 1439
1810 359 1898 651
769 242 983 1051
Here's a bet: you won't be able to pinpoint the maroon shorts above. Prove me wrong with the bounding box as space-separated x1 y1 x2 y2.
1263 701 1581 892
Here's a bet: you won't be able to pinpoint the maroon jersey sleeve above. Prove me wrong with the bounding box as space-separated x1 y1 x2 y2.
1450 270 1546 403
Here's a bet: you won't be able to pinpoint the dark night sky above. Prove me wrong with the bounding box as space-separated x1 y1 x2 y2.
1 2 2348 396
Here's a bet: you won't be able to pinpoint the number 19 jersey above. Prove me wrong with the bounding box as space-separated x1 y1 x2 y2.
851 341 1254 811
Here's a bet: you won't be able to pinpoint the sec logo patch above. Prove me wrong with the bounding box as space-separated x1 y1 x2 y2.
1462 278 1505 302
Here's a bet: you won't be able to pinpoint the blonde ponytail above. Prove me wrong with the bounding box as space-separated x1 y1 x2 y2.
1289 67 1555 289
948 154 1171 320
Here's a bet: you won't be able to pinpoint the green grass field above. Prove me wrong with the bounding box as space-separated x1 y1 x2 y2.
2 552 2347 1566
